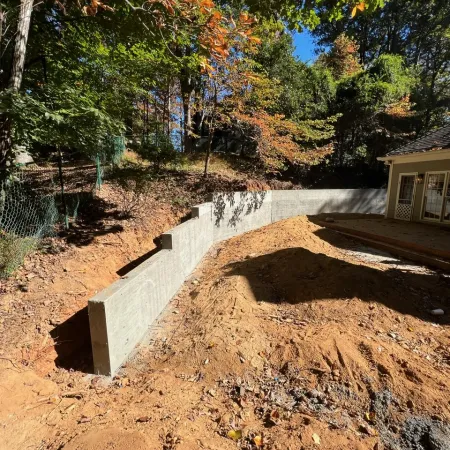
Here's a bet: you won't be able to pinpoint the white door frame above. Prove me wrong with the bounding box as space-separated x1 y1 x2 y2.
420 171 449 223
395 172 417 221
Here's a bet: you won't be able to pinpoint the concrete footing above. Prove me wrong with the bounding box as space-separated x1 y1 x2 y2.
88 189 386 375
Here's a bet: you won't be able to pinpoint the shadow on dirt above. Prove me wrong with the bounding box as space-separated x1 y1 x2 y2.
50 307 93 373
60 195 125 247
224 244 449 325
116 238 162 277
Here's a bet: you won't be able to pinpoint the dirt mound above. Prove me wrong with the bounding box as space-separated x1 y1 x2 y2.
1 215 449 450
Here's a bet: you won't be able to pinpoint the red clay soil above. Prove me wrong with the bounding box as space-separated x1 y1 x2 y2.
1 214 449 450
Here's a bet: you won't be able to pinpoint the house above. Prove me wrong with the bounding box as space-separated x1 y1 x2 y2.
377 125 450 225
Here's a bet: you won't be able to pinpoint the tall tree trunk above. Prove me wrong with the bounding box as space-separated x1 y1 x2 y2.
9 0 33 91
182 94 192 152
180 75 194 153
204 85 217 177
0 0 34 168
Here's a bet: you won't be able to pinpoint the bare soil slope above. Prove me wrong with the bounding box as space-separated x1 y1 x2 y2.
1 216 450 450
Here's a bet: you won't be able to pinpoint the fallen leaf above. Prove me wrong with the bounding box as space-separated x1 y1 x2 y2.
254 435 263 447
227 429 242 441
78 415 91 424
312 433 321 445
365 411 376 423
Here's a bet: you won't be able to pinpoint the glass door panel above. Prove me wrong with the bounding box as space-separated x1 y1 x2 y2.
423 173 446 220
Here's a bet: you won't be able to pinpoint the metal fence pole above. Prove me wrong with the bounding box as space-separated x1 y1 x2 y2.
57 147 69 229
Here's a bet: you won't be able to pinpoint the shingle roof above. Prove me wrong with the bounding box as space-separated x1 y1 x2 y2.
386 124 450 157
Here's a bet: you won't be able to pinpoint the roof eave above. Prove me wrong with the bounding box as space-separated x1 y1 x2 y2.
377 148 450 164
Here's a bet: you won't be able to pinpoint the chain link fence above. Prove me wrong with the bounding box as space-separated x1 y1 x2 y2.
0 136 126 277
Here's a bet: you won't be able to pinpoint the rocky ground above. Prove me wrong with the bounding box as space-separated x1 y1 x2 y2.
1 211 449 450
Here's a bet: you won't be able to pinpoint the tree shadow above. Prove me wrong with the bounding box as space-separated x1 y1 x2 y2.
50 307 93 374
116 238 162 277
224 247 450 324
212 191 268 227
60 194 125 247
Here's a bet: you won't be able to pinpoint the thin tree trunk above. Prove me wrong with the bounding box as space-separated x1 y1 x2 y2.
0 0 34 168
9 0 33 91
204 125 213 177
204 85 217 177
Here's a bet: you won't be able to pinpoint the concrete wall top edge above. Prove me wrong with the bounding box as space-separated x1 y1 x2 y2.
192 202 213 218
89 249 171 305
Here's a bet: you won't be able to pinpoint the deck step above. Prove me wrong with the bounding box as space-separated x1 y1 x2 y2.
318 222 450 273
318 221 450 262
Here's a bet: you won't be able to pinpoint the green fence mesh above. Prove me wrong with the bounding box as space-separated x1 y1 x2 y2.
0 135 126 277
0 176 59 277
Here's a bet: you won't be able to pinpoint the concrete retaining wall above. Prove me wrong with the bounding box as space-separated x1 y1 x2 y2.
271 189 386 222
89 189 386 376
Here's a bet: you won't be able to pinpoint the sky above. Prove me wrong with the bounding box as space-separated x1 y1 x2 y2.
292 30 317 63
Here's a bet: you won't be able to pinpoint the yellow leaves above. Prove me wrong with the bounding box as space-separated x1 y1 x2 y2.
365 411 376 423
249 35 262 45
312 433 321 445
253 435 263 447
200 58 215 76
227 429 242 441
351 2 365 17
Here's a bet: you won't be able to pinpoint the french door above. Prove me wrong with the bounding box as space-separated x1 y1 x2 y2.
395 173 417 220
443 176 450 223
422 172 449 222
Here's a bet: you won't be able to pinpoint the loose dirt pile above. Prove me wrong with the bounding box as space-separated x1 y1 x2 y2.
1 216 449 450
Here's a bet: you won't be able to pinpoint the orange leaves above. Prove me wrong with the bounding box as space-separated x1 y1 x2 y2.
239 11 257 25
199 0 215 13
82 0 114 16
233 109 333 173
351 2 366 17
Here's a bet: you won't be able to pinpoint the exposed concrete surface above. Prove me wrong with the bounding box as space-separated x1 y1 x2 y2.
89 189 386 375
271 189 386 222
212 191 272 242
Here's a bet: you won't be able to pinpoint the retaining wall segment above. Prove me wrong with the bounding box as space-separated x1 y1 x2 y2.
211 191 272 242
271 189 386 222
89 189 386 376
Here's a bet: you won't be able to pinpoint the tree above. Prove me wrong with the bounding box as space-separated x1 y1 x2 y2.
312 0 450 134
317 34 362 80
0 0 34 168
332 54 414 166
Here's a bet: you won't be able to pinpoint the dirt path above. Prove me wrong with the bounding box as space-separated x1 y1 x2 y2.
1 216 450 450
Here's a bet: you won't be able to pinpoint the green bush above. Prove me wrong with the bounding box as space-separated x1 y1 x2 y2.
0 231 37 278
136 133 179 170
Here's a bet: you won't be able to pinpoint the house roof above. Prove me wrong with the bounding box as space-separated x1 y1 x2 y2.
386 124 450 157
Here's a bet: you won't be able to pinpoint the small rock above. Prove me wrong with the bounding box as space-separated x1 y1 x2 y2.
359 424 376 436
207 389 216 397
137 416 151 423
430 309 445 316
388 332 397 339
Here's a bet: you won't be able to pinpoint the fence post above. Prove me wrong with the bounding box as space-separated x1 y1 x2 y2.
57 146 68 229
95 153 102 190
